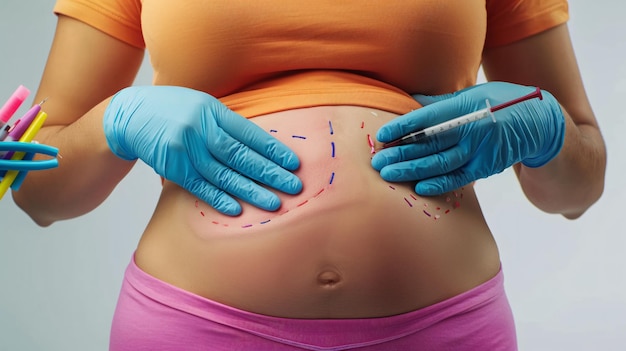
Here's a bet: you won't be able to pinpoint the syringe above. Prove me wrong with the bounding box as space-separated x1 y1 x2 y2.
382 87 543 148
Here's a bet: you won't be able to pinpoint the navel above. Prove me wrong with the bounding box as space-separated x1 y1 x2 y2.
317 270 343 288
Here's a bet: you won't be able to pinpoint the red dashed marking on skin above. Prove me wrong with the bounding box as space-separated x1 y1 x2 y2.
404 198 413 207
367 134 376 154
391 188 465 220
195 120 342 228
198 117 464 228
198 121 338 229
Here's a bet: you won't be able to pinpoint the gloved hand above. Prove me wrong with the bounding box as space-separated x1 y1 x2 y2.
103 85 302 215
371 82 565 195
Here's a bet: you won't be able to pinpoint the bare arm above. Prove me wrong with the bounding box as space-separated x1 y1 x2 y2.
482 24 606 219
12 15 145 226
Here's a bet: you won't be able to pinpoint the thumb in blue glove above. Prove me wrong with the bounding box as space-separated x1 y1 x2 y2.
104 85 302 216
371 82 565 196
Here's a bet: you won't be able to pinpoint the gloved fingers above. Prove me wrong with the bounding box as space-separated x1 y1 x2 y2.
204 132 302 195
184 176 244 216
236 152 303 195
213 108 301 171
379 144 468 183
372 145 421 171
414 168 477 196
146 143 244 216
376 97 475 144
371 130 460 170
375 110 427 143
186 145 283 212
197 160 282 213
412 140 503 195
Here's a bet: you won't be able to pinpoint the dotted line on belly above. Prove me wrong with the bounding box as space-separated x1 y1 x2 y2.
196 122 338 229
196 116 462 227
388 185 464 221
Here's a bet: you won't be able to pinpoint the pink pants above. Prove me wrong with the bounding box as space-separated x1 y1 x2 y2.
110 256 517 350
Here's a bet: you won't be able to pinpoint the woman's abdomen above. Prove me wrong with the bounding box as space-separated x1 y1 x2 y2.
135 105 500 318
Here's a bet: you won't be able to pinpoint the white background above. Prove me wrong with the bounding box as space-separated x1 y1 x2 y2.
1 1 624 350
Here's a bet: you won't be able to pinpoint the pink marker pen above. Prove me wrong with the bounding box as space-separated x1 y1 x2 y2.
0 99 46 159
0 85 31 139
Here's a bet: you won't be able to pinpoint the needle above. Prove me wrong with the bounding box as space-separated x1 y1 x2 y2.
382 87 543 148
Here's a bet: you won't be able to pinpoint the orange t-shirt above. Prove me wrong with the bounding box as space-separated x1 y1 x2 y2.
53 0 568 117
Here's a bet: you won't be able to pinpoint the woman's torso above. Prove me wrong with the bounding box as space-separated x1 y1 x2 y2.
142 0 486 99
134 105 500 319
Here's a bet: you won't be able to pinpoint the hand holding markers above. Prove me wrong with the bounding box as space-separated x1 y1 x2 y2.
371 82 566 195
0 85 59 200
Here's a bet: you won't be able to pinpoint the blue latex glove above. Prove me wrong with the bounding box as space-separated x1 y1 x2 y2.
371 82 565 195
103 85 302 215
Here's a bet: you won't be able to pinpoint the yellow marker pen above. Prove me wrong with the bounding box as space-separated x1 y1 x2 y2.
0 111 48 199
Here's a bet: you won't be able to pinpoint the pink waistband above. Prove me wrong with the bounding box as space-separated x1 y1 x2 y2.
117 256 513 350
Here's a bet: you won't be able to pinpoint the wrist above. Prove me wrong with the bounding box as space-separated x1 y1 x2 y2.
521 91 566 168
102 90 137 161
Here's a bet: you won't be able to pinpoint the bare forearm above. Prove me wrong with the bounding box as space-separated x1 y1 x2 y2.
12 98 135 226
515 110 606 219
481 24 607 219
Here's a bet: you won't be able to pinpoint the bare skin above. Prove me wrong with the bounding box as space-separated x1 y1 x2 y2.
135 105 499 318
13 17 605 318
482 25 606 219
